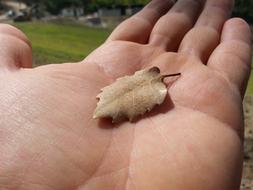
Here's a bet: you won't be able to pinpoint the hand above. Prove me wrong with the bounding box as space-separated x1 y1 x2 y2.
0 0 251 189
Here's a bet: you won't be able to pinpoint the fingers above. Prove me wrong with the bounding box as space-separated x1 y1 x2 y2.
149 0 205 51
207 18 252 96
178 0 234 62
0 24 32 71
107 0 174 43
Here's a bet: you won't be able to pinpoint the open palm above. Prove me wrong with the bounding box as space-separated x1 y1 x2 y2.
0 0 252 189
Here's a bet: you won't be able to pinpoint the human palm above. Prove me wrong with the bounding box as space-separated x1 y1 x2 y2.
0 0 252 190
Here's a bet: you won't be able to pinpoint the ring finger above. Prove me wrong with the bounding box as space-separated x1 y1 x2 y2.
178 0 234 63
149 0 205 51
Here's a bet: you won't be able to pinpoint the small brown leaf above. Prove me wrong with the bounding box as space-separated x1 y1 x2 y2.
93 67 180 123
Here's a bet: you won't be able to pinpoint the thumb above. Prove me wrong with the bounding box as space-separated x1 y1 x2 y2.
0 24 32 71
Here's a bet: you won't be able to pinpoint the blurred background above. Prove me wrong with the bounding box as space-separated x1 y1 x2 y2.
0 0 252 189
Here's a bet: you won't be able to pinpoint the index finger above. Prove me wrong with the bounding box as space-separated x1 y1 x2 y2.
107 0 174 43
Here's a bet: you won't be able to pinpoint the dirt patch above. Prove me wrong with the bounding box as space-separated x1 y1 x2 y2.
241 96 253 190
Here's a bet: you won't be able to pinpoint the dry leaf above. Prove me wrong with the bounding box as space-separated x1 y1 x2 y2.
93 67 180 123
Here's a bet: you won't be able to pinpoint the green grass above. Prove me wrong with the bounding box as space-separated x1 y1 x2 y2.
14 22 111 66
246 70 253 95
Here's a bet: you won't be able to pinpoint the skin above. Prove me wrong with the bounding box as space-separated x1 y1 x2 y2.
0 0 252 189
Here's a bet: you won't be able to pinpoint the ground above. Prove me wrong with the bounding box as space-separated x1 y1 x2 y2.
12 22 253 189
242 96 253 190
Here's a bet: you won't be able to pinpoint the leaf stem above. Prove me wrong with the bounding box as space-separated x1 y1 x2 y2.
162 73 181 79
